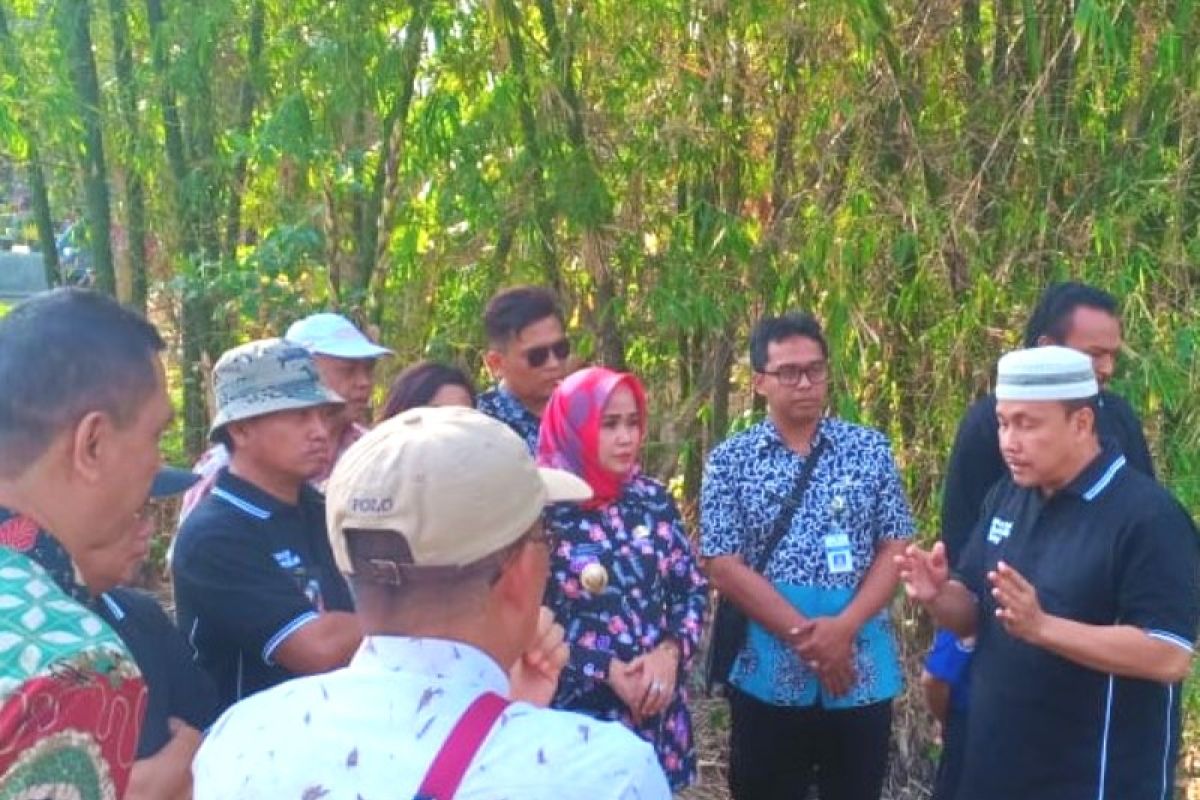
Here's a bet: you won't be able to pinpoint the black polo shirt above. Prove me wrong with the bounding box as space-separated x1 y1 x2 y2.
941 390 1154 562
954 445 1199 800
93 588 219 758
172 469 354 712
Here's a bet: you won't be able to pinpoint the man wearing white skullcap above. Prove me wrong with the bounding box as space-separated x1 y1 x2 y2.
898 346 1199 800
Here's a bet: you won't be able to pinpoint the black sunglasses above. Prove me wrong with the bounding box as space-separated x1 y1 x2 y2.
523 339 571 369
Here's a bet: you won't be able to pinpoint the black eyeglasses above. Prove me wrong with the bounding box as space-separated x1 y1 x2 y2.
760 361 829 386
523 339 571 368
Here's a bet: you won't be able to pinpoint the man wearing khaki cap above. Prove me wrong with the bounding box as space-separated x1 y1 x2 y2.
193 406 672 800
897 346 1199 800
172 338 359 713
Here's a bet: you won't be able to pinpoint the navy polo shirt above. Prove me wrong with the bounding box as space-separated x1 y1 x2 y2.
172 469 354 712
954 445 1200 800
94 588 219 758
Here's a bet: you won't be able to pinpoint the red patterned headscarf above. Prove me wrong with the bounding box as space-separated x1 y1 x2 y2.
537 366 648 509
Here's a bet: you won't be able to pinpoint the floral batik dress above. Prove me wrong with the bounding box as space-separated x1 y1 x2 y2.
544 475 708 790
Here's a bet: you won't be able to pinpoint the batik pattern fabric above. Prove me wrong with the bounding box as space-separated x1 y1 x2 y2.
477 385 542 453
0 509 145 799
544 476 708 790
700 417 915 708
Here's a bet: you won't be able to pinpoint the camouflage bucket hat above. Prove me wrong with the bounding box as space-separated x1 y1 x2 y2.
208 338 345 439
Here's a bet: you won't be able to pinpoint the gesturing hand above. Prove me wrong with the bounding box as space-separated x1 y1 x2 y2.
895 542 950 605
988 561 1047 645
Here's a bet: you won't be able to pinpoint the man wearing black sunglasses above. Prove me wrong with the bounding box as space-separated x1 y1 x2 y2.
478 286 572 452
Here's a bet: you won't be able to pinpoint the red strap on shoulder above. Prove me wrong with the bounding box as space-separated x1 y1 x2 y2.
414 691 510 800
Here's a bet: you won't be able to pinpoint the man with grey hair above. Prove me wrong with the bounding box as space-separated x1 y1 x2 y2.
898 346 1199 800
0 289 171 795
172 338 358 713
194 406 671 799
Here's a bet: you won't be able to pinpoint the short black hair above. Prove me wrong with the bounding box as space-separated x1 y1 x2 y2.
212 426 236 454
379 361 477 421
1023 282 1119 347
484 286 564 347
749 312 829 372
0 289 165 477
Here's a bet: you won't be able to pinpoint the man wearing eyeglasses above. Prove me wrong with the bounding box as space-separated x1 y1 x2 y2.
701 312 914 800
478 286 572 452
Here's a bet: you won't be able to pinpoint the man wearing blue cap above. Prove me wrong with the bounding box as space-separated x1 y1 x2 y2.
898 346 1199 800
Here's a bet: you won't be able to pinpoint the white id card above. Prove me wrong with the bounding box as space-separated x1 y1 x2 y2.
824 532 854 574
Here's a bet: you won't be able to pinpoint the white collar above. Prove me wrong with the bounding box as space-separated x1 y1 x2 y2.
350 636 510 696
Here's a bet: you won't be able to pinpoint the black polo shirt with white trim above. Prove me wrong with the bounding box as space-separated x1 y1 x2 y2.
954 444 1199 800
172 469 354 713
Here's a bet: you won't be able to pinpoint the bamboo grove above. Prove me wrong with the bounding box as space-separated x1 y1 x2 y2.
2 0 1199 523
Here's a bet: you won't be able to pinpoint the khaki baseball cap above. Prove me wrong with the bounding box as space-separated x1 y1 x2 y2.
326 406 591 580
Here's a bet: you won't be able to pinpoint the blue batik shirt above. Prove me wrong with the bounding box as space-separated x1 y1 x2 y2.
700 417 915 708
477 385 542 454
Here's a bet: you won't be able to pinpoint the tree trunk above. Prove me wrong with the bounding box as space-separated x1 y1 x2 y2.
497 0 561 292
711 29 746 446
992 0 1011 85
106 0 149 309
59 0 116 295
534 0 623 366
356 0 430 299
27 147 61 289
756 20 804 312
224 0 266 262
146 0 208 456
0 5 61 288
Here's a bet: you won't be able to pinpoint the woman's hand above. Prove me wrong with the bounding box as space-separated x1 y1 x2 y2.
607 658 652 723
627 640 680 719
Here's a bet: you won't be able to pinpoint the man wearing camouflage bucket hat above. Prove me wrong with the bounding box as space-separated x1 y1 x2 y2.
172 338 359 712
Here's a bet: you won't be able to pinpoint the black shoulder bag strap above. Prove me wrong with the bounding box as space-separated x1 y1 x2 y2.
705 431 828 693
750 434 829 574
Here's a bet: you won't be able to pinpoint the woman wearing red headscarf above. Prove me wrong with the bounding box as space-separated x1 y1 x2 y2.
538 366 708 790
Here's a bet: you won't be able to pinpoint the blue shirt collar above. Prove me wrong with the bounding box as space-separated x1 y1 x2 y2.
212 469 322 520
1061 440 1127 502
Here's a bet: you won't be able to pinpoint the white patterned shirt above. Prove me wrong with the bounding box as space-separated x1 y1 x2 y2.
193 636 671 800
